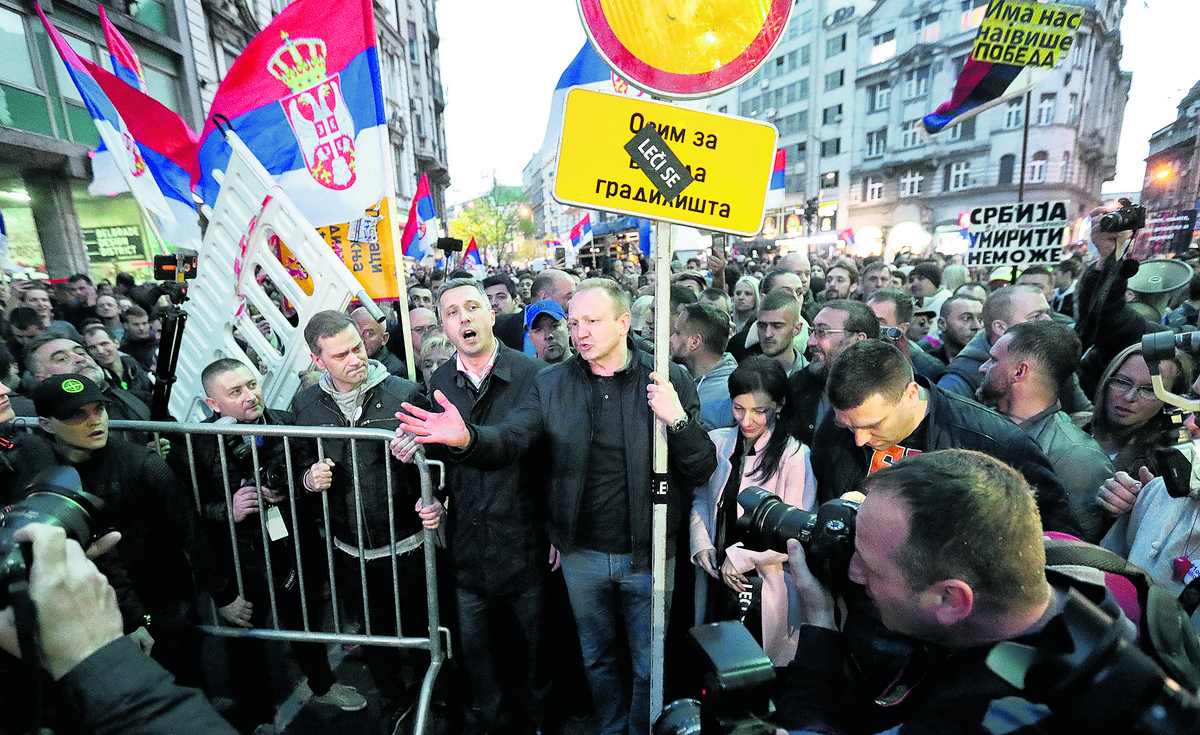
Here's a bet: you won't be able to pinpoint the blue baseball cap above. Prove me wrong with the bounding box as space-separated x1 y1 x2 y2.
524 299 567 329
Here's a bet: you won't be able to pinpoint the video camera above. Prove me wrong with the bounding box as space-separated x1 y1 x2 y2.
1141 331 1200 498
0 467 105 609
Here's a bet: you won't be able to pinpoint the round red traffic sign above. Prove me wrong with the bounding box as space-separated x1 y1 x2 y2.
577 0 793 99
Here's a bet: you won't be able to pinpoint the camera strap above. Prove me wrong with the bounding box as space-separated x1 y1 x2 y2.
10 578 45 734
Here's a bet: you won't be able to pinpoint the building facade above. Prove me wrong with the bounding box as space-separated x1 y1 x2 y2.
0 0 200 278
844 0 1129 260
0 0 448 280
687 0 1130 261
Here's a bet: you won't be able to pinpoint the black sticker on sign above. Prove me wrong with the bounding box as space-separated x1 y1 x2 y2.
624 124 695 203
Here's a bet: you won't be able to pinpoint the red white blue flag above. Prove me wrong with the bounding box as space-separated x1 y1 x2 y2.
401 173 437 260
100 6 146 91
923 57 1049 135
570 214 593 250
90 5 147 197
766 149 785 208
463 236 485 277
37 4 201 248
195 0 387 226
464 237 482 267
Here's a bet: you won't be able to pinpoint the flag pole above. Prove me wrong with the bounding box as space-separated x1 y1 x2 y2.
371 24 418 383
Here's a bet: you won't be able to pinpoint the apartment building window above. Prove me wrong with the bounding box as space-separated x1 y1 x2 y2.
824 69 845 91
1028 151 1048 183
914 12 940 42
899 170 924 197
866 128 887 157
946 160 971 191
900 120 922 149
904 66 929 98
948 117 975 141
800 44 811 66
870 30 896 64
960 0 988 31
823 104 843 125
821 138 841 157
826 33 847 58
864 177 884 202
1070 33 1089 67
998 154 1015 185
1004 99 1024 129
869 83 891 112
1061 152 1072 182
795 78 809 101
407 21 419 64
1036 93 1056 125
1067 93 1079 123
821 171 839 188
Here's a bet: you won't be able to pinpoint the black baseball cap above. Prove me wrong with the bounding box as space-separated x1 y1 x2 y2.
33 373 107 420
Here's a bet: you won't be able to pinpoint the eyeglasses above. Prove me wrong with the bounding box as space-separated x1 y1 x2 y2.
880 326 905 342
1107 375 1159 402
811 328 847 339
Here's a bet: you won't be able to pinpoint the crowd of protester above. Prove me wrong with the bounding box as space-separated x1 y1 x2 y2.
3 199 1200 735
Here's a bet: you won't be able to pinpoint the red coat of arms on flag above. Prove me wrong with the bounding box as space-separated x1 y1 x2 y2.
268 32 357 190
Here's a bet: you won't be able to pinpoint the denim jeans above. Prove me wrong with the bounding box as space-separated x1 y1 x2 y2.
456 578 551 733
560 549 673 735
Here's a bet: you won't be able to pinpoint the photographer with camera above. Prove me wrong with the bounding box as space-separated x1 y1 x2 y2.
0 523 237 735
775 449 1128 735
182 358 367 729
810 340 1080 535
31 373 248 690
1075 198 1162 397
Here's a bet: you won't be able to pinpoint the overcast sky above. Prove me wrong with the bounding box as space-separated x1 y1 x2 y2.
437 0 1198 204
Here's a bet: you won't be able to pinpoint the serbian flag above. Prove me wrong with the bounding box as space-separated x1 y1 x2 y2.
37 4 201 248
540 42 619 162
90 6 147 197
400 173 437 259
463 237 485 277
923 57 1049 135
766 149 785 209
100 6 147 90
570 214 593 250
195 0 387 226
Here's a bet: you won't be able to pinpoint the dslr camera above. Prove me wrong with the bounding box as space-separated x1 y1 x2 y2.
0 467 105 608
1098 202 1146 233
736 488 860 587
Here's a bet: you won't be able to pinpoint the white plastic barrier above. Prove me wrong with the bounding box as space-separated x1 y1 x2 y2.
170 131 386 422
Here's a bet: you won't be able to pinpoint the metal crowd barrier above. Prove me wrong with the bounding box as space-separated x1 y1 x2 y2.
111 419 448 735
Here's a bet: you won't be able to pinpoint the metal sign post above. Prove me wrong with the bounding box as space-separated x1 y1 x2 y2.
650 218 672 721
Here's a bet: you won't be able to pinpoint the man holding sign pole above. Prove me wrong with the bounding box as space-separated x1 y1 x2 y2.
397 278 716 735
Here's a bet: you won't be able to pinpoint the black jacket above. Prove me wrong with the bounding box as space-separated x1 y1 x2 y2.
455 337 717 568
810 377 1080 535
63 436 238 612
290 373 425 548
60 638 238 735
170 408 320 581
428 344 550 595
788 362 828 448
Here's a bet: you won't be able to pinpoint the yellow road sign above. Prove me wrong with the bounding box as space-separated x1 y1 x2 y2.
554 89 777 236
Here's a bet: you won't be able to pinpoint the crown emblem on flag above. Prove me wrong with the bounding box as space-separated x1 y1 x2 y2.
268 33 328 91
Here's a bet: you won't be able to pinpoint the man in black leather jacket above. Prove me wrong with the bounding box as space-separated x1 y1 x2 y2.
811 340 1080 535
398 279 717 735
